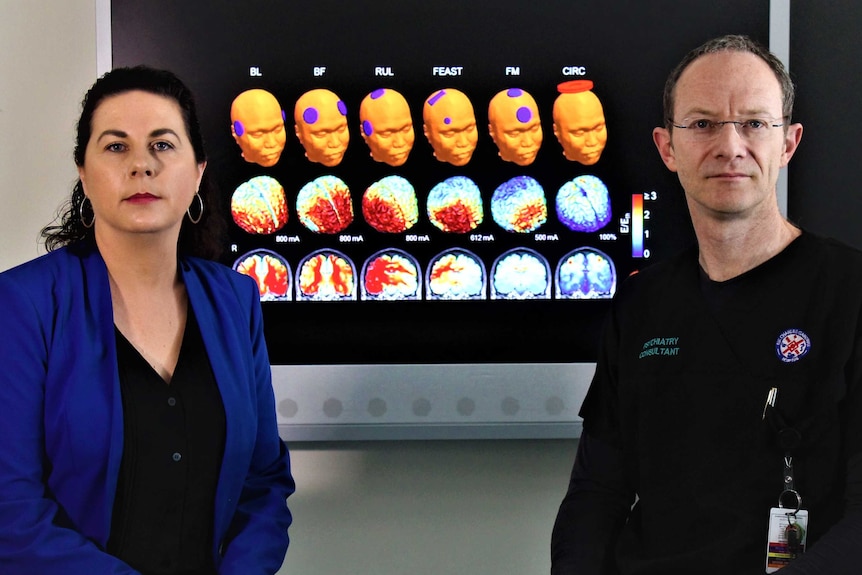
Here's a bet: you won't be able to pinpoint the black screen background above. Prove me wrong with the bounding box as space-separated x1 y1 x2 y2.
111 0 767 365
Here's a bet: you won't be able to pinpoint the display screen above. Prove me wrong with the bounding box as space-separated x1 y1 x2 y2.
106 0 773 438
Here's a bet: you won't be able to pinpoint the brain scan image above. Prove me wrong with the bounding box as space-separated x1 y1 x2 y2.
426 248 486 300
487 88 543 166
556 247 616 299
230 175 288 235
359 88 415 166
362 175 419 233
297 249 356 301
233 249 291 301
553 80 608 166
361 249 421 301
294 88 350 167
427 176 483 233
230 89 287 167
490 175 547 233
296 175 354 234
490 248 551 300
556 175 611 232
422 88 479 166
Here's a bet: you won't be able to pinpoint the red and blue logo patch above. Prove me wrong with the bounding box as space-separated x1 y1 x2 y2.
776 329 810 363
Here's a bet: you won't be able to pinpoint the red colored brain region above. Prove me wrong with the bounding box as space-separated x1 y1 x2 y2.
298 250 356 301
426 176 484 233
233 250 291 301
490 175 547 233
231 175 288 235
361 250 420 300
362 175 419 233
296 175 354 233
426 248 486 300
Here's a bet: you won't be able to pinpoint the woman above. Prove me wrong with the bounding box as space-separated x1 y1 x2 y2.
0 66 294 574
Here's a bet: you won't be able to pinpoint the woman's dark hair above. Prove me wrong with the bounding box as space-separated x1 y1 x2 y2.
41 65 226 259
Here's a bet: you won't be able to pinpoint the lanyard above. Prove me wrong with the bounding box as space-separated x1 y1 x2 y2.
763 387 804 512
780 455 802 513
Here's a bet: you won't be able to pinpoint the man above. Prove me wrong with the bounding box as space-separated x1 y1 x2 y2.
230 88 287 167
487 87 543 166
551 35 862 574
359 88 415 167
552 80 607 166
294 88 350 167
422 88 478 166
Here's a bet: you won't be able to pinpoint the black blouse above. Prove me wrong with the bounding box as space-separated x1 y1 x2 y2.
108 309 226 575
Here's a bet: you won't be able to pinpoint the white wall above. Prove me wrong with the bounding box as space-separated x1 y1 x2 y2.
0 0 96 271
284 440 575 574
0 1 579 573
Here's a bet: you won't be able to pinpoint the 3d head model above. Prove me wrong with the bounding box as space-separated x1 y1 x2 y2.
359 88 415 167
294 88 350 167
230 89 287 168
552 80 608 166
422 88 478 166
488 88 543 166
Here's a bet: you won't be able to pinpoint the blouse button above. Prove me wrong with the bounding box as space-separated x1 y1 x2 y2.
167 397 177 407
172 452 182 462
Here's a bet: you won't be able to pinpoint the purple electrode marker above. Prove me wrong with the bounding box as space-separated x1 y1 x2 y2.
281 110 286 121
507 88 523 97
428 90 446 106
233 120 245 136
362 120 374 136
337 100 348 116
444 117 452 125
516 106 533 123
371 88 386 99
303 107 319 124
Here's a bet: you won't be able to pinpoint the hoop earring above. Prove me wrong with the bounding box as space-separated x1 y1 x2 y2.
79 196 95 229
187 191 204 224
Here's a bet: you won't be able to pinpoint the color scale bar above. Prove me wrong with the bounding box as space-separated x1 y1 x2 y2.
632 194 644 258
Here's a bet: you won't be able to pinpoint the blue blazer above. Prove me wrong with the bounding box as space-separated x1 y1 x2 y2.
0 243 294 574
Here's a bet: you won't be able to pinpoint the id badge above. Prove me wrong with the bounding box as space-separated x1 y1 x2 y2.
765 507 809 573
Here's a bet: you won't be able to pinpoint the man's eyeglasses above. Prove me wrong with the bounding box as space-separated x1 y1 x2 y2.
669 117 785 141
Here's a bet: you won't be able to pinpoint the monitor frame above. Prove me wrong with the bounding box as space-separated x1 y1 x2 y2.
95 0 790 441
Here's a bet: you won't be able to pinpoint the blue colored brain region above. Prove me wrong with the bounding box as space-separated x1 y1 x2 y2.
490 176 547 233
556 247 616 299
491 248 550 299
555 175 611 232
